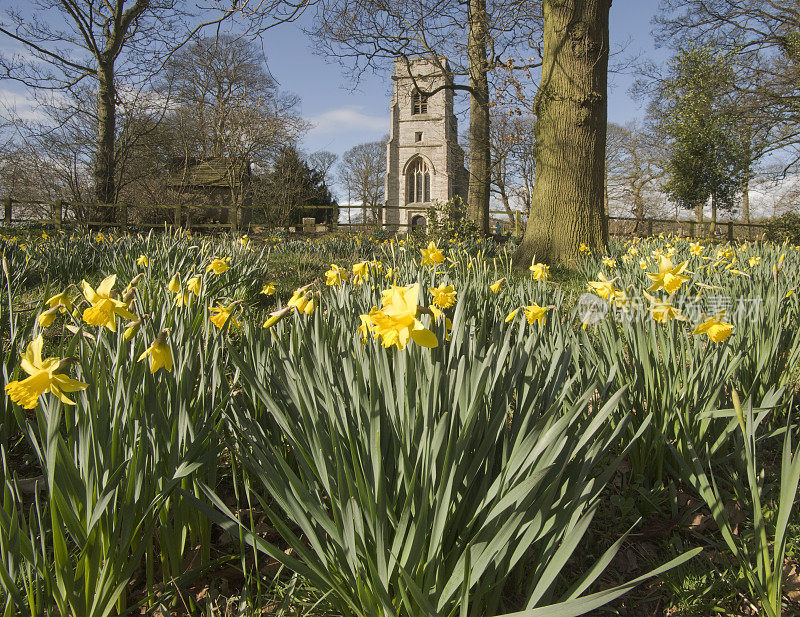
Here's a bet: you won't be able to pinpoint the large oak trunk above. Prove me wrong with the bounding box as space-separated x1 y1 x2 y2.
467 0 490 235
514 0 611 265
95 61 116 215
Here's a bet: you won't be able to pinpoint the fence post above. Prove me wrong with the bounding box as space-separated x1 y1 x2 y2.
3 196 11 226
174 204 182 228
514 211 521 237
646 219 653 237
52 199 63 230
727 221 734 241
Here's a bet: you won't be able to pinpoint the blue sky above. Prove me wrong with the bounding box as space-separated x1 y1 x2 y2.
0 0 668 187
258 0 667 158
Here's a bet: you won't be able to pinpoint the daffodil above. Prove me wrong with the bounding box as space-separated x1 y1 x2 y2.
206 257 230 274
579 243 591 254
523 304 548 325
352 262 370 284
693 312 733 343
748 256 760 268
646 255 690 294
602 257 616 268
587 272 621 301
5 335 88 409
326 264 345 286
287 289 315 315
138 330 173 373
187 276 202 296
529 261 549 282
37 306 61 328
690 242 704 256
429 284 456 309
239 235 250 247
644 293 686 323
360 284 437 350
123 319 141 341
136 254 149 267
420 242 445 266
168 274 181 293
209 304 240 330
505 308 520 322
260 282 276 295
46 290 72 313
489 278 505 294
81 274 137 332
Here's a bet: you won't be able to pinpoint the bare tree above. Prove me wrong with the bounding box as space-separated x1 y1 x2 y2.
0 0 311 206
339 139 387 225
490 111 535 221
308 150 339 188
309 0 542 234
605 121 666 229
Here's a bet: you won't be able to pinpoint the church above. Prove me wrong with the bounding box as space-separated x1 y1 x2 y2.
383 57 469 231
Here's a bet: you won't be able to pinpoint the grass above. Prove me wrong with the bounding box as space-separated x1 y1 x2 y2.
1 226 799 616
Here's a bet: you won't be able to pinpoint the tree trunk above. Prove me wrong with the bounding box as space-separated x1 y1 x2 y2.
95 60 116 215
467 0 490 235
513 0 611 265
741 169 750 239
633 185 644 235
710 192 717 235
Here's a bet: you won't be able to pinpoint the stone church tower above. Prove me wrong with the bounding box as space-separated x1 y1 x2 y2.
383 58 468 230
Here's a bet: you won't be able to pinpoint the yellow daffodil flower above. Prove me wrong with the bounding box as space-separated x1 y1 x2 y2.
288 289 315 315
206 257 230 274
489 278 505 294
326 264 345 286
138 330 172 373
81 274 137 332
209 304 240 330
352 261 370 284
644 293 687 323
187 276 202 296
524 303 548 325
168 274 181 293
420 242 445 266
690 242 704 256
588 272 621 301
693 312 733 343
505 308 520 322
5 335 88 409
529 261 549 282
360 284 437 350
260 282 276 295
646 255 690 294
579 243 591 254
429 284 456 309
136 255 149 267
602 257 616 268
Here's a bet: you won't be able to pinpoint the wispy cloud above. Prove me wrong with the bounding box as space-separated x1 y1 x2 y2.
307 106 387 137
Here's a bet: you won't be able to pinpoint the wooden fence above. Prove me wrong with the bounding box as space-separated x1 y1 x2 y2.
0 196 773 240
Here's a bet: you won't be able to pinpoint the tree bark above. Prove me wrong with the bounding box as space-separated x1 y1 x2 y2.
467 0 491 235
741 168 750 239
710 192 717 235
96 60 116 212
513 0 611 265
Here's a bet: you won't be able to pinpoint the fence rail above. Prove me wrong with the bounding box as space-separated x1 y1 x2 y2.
0 196 775 240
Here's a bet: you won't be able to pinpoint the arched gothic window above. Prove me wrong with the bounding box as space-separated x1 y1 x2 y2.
412 90 428 115
406 158 430 204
